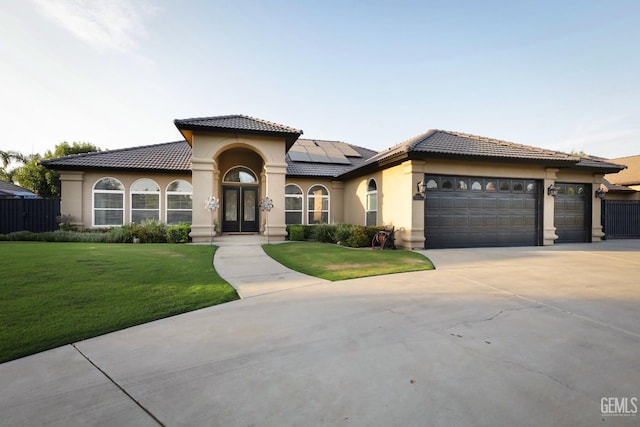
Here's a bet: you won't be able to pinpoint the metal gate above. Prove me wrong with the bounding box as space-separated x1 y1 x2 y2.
0 198 61 234
602 200 640 238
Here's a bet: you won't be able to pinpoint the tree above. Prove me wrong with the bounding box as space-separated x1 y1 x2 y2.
12 142 100 197
0 150 28 182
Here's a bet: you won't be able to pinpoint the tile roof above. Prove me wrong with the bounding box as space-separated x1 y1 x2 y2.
601 178 636 193
174 114 302 144
0 180 39 197
573 156 626 173
371 130 579 163
41 141 192 173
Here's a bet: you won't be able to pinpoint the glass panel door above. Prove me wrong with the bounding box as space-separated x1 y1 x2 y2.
222 186 240 232
222 186 259 232
241 187 259 232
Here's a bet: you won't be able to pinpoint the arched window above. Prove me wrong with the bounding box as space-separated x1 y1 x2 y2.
308 185 329 224
365 179 377 226
93 177 124 226
223 167 257 183
166 180 193 225
131 179 160 223
285 184 303 224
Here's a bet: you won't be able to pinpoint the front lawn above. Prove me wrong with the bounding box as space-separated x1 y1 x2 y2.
0 242 238 363
262 242 434 281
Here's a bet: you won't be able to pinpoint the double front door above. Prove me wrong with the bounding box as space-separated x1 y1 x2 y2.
222 186 259 232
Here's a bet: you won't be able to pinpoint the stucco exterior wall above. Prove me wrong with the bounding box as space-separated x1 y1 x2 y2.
59 171 192 229
342 172 383 226
282 178 339 224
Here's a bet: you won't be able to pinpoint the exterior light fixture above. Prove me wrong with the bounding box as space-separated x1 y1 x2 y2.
414 180 427 200
547 184 559 197
595 188 606 200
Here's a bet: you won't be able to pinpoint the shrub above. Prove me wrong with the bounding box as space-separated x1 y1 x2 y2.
135 219 167 243
346 226 370 248
288 225 305 241
167 223 191 243
335 224 355 245
311 224 337 243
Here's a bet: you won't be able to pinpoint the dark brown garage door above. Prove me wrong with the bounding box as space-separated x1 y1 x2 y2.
424 175 541 249
554 183 590 243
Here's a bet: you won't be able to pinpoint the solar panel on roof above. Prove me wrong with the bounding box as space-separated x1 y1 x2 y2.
288 151 312 162
307 152 332 163
333 142 362 157
325 154 351 164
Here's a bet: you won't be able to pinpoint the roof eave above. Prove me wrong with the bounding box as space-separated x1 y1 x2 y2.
174 122 302 150
42 165 192 174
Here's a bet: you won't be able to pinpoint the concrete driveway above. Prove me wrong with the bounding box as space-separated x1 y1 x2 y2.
1 240 639 426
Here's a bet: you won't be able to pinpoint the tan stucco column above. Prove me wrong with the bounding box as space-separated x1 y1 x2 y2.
407 160 427 250
543 168 559 245
59 171 84 228
592 175 605 242
263 162 287 241
190 157 217 243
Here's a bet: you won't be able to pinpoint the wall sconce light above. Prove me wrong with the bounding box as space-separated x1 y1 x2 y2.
595 188 606 200
547 184 559 197
414 179 427 200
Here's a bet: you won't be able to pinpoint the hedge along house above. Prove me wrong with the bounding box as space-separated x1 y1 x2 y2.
42 114 624 249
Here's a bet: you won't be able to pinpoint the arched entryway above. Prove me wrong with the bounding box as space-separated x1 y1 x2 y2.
217 147 264 233
221 166 259 232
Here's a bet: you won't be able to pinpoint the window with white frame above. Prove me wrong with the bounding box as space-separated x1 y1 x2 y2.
285 184 303 224
166 180 192 224
366 179 378 226
308 185 329 224
93 177 125 226
131 179 160 223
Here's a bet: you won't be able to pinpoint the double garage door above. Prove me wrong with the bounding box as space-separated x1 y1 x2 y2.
424 175 541 249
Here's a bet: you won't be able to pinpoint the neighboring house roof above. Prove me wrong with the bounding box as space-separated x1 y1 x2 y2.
286 139 377 177
601 178 636 193
0 180 39 198
40 141 192 173
174 114 303 150
605 155 640 186
340 129 624 178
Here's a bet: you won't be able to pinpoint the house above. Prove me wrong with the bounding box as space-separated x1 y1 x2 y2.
603 155 640 200
41 114 624 249
0 180 39 199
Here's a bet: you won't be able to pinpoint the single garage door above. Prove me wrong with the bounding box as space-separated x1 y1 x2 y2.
424 175 540 249
554 183 590 243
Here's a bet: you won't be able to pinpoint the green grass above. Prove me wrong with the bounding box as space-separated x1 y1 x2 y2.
262 242 435 281
0 242 238 363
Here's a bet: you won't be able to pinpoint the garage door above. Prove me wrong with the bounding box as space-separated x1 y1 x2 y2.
554 183 590 243
424 175 540 249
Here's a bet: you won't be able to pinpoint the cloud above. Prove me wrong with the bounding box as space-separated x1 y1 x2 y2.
32 0 155 53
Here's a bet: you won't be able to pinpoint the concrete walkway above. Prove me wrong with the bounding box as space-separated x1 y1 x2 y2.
214 242 329 298
1 240 640 426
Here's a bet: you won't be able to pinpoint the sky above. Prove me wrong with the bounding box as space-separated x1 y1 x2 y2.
1 0 639 160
